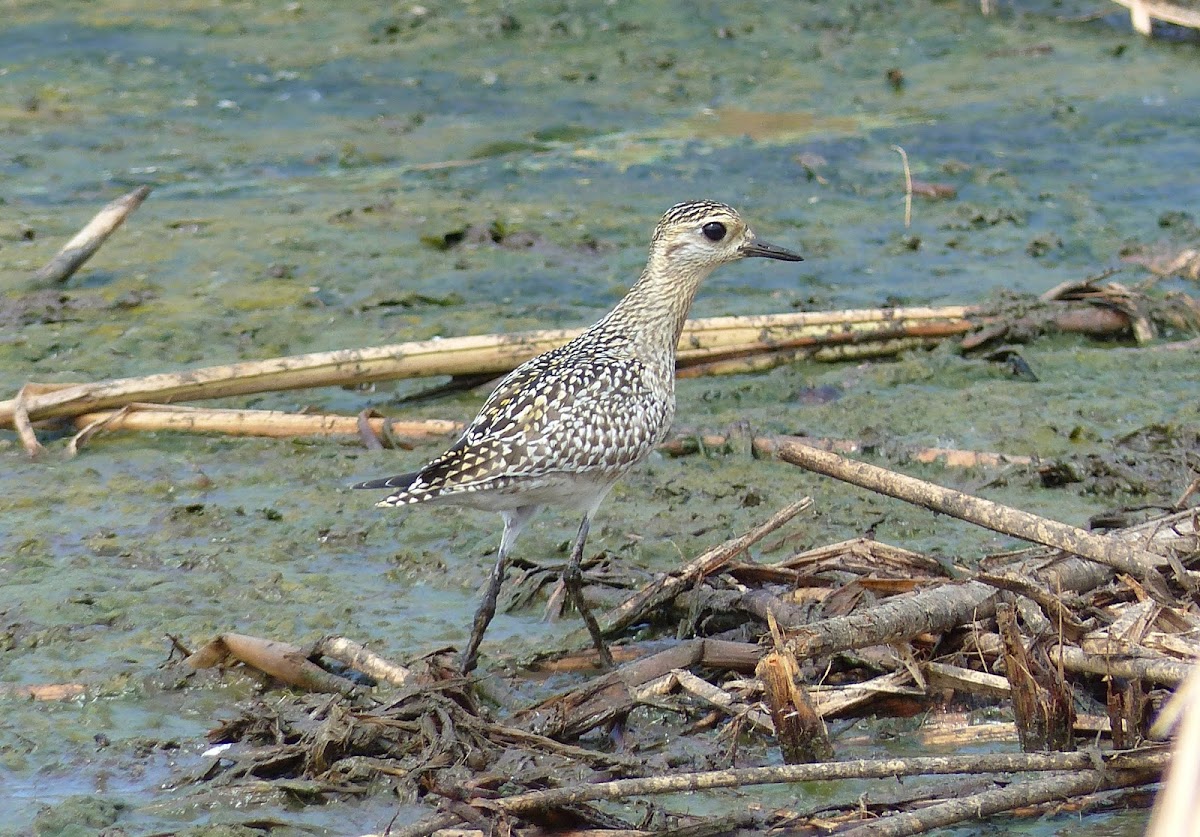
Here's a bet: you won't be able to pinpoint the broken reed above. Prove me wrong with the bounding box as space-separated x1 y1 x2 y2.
3 306 972 429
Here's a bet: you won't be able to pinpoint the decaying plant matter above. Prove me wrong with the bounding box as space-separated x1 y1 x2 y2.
184 444 1198 836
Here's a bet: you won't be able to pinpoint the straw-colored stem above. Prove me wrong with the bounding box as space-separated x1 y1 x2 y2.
67 409 1033 473
1 306 975 430
776 439 1172 596
70 404 463 441
33 186 151 285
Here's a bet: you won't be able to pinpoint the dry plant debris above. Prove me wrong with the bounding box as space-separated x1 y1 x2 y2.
5 281 1198 455
184 450 1199 836
31 185 152 286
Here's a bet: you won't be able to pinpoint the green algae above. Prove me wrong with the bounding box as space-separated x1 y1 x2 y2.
1 0 1198 833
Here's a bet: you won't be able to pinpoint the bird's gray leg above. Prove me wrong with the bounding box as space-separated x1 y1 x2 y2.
460 545 508 675
562 515 615 669
461 506 537 674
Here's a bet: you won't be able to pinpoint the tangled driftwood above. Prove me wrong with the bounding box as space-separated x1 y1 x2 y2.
179 443 1198 836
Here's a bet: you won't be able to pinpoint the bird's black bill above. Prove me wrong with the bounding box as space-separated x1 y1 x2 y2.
740 240 804 261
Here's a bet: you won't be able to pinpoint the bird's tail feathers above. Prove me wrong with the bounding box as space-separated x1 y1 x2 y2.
352 470 422 491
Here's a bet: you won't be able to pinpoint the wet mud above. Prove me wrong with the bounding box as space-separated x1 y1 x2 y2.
1 1 1198 833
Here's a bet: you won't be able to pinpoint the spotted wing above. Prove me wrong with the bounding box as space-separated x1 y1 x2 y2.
356 349 670 506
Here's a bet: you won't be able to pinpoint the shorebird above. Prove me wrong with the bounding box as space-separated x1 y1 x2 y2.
354 200 803 673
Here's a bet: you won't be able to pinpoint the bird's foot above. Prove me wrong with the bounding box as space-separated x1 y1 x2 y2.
592 638 615 670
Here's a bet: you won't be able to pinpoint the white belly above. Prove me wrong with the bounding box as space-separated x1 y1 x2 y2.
431 470 620 516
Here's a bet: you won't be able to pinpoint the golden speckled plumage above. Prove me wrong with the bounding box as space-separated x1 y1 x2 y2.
355 200 802 673
365 327 672 509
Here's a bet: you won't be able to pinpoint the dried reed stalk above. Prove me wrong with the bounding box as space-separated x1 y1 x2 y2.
34 185 152 285
776 439 1173 596
64 406 1033 474
2 306 974 430
70 404 463 441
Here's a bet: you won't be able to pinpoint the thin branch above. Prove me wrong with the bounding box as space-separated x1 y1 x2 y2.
492 750 1168 815
776 440 1173 598
33 185 151 285
599 498 812 636
891 145 913 228
839 764 1161 837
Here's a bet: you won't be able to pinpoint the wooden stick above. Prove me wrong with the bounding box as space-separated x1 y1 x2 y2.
776 440 1172 596
62 406 1007 473
184 632 363 697
978 572 1089 641
671 669 776 733
13 384 47 458
665 432 1032 468
674 336 950 377
742 549 1148 667
1050 643 1195 688
837 764 1160 837
675 318 972 371
482 721 645 772
62 408 1035 479
520 641 714 740
310 635 412 687
491 749 1168 815
923 662 1011 699
811 670 927 716
998 603 1075 752
756 645 833 762
598 498 812 637
59 406 1031 484
519 639 762 740
69 403 463 442
1 306 974 429
33 185 151 285
388 811 463 837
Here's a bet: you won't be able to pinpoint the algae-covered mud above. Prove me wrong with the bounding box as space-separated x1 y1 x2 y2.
1 1 1198 833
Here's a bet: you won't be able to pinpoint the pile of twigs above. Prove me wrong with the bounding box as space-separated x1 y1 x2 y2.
184 440 1198 836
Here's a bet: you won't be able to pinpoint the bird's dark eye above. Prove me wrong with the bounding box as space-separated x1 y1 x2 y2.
701 221 727 242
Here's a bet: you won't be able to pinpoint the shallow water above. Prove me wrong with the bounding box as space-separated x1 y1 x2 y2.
1 1 1198 833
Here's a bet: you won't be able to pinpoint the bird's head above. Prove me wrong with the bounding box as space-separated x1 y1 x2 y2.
649 200 804 270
